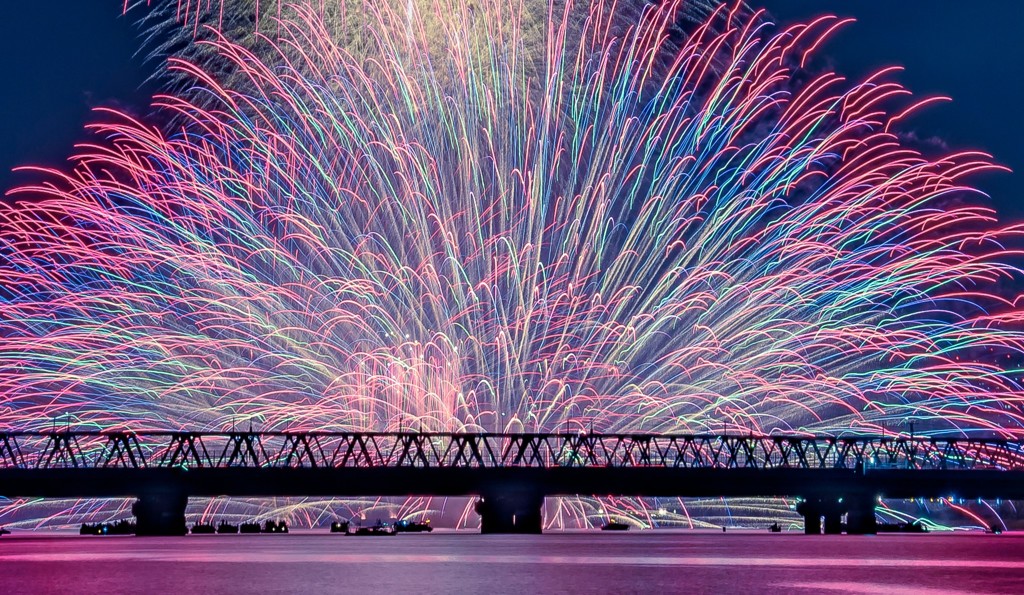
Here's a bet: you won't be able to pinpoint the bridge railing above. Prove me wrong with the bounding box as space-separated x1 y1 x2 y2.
1 432 1022 471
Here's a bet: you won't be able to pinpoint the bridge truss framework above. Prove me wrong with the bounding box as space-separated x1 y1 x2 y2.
1 431 1022 471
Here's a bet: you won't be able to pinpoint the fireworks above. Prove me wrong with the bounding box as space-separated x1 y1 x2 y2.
1 0 1023 528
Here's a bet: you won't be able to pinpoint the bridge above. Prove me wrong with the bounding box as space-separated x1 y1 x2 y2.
1 430 1023 535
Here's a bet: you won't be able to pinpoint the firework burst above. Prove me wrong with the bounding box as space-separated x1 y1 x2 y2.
2 0 1023 528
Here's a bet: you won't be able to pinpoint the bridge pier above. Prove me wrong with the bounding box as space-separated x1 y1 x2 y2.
802 508 822 535
795 497 844 534
845 493 878 535
824 510 843 535
132 492 188 536
796 493 877 535
474 490 543 534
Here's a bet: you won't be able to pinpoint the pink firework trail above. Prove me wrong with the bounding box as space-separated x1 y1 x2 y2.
1 0 1022 528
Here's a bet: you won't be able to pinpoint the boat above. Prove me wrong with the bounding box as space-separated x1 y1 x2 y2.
600 520 630 531
353 520 396 536
239 522 262 534
768 522 782 533
0 527 10 536
107 520 136 535
79 521 135 535
330 521 350 534
876 521 929 533
393 519 433 533
217 521 239 534
80 522 108 535
191 522 216 534
80 523 102 535
262 520 289 533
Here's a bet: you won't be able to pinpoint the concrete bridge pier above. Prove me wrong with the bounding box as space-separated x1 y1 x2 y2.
474 489 543 534
801 506 822 535
795 497 845 535
796 493 877 535
845 493 878 535
132 491 188 536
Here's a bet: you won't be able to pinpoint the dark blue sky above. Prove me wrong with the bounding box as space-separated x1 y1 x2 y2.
2 1 1022 219
0 3 154 191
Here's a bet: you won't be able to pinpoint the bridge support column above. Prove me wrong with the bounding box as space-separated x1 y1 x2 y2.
132 492 188 536
824 511 843 535
475 490 543 534
796 497 844 535
845 493 878 535
797 493 877 535
802 510 822 535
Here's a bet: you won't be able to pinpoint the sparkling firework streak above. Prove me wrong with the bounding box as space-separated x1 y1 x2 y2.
1 0 1023 528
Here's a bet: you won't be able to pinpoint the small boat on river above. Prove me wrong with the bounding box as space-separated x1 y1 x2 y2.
191 522 216 534
876 521 928 533
353 520 396 536
262 520 289 533
394 519 433 533
80 520 135 535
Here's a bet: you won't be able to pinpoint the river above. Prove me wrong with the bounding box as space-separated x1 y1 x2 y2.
1 531 1022 593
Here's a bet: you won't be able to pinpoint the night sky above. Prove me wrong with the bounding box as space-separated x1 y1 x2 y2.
1 1 1022 219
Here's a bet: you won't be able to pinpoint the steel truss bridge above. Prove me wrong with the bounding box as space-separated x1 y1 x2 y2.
1 431 1023 471
2 431 1023 535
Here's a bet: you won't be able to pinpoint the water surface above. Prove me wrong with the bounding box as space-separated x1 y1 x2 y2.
1 531 1022 594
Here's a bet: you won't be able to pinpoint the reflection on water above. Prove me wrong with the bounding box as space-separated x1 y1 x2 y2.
1 531 1022 594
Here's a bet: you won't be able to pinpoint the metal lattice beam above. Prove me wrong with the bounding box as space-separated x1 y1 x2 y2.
0 431 1022 471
